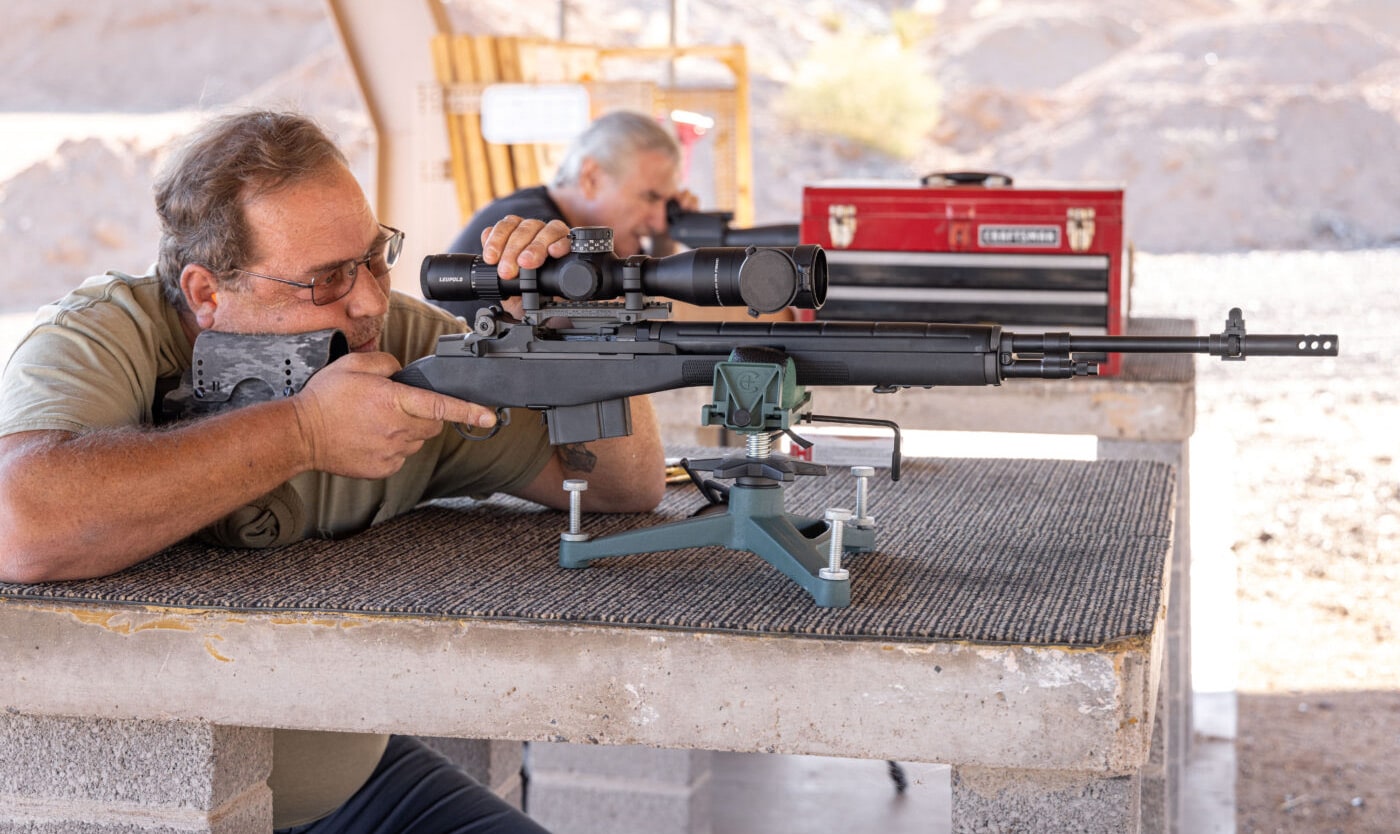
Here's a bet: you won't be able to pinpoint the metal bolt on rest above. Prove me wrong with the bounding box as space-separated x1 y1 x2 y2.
851 465 876 528
561 479 590 542
820 507 852 581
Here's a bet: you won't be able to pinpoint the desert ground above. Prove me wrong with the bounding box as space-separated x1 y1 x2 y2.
1132 248 1397 834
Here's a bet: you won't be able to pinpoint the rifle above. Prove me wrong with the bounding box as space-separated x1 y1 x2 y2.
394 227 1338 607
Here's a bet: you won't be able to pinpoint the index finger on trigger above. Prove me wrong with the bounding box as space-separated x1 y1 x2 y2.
401 387 496 429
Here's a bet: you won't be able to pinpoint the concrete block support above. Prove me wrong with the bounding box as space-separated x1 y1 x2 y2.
0 713 272 834
1140 685 1170 834
420 737 525 809
951 766 1141 834
525 743 712 834
1099 437 1190 834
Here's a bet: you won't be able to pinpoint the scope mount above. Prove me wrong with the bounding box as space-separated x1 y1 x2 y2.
504 233 675 328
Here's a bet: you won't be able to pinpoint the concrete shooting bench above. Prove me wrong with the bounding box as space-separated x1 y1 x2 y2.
0 451 1176 834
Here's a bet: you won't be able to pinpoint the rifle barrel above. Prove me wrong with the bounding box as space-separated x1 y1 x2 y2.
1007 332 1339 359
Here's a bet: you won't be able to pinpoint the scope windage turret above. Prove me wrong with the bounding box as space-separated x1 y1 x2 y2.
421 226 827 313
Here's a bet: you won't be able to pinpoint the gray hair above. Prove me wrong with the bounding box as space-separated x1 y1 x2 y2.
551 110 681 188
152 110 348 311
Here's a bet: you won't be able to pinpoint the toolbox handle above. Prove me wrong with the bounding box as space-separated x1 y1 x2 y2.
920 170 1013 187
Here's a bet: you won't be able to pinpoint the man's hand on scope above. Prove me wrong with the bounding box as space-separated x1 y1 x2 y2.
479 216 573 281
476 216 573 319
296 352 497 480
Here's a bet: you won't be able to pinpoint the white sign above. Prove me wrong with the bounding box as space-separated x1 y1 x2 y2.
480 84 591 144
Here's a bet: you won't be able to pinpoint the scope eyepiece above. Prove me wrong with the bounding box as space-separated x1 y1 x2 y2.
420 227 826 313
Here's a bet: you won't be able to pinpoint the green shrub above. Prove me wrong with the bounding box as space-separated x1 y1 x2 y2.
779 22 941 159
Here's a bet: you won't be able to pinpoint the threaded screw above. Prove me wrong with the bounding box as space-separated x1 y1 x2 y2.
561 479 590 542
851 465 875 529
820 508 851 581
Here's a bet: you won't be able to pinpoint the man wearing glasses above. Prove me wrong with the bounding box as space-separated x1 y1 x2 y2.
0 110 664 833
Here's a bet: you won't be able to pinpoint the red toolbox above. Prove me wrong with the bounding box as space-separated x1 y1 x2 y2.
799 172 1130 375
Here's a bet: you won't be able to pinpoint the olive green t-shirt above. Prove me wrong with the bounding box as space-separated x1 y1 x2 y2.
0 271 555 826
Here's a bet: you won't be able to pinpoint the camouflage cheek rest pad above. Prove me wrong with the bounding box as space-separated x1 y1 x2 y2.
163 328 349 421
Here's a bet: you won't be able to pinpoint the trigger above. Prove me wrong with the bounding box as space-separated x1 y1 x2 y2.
453 407 511 441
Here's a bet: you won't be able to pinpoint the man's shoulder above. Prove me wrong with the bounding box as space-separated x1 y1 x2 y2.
451 186 563 253
389 289 459 320
491 184 558 215
33 270 177 337
47 270 167 313
1 271 185 434
386 291 466 361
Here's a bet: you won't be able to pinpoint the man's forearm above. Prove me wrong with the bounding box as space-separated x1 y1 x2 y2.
517 395 666 514
0 399 313 583
568 394 665 512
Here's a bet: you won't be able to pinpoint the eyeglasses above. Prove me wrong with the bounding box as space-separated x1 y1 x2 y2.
230 224 405 306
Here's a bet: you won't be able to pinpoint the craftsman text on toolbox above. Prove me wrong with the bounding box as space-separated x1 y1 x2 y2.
978 225 1061 247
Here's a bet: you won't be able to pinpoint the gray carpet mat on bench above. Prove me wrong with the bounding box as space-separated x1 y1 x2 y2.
0 457 1174 647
